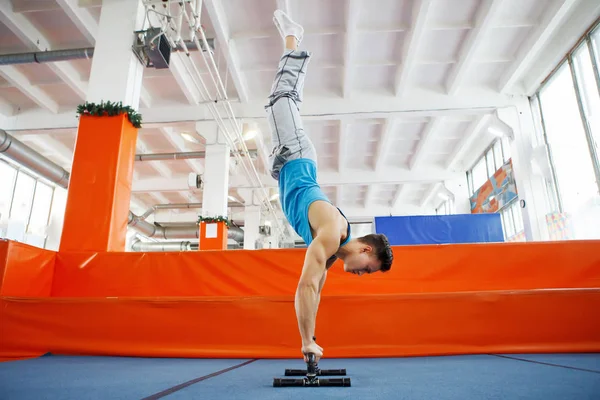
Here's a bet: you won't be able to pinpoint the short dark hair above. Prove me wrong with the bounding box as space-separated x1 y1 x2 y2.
358 233 393 272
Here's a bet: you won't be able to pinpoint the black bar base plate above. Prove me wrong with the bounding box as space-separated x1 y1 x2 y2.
284 368 346 376
273 377 351 387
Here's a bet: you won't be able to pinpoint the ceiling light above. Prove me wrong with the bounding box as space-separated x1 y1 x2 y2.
270 193 279 201
181 132 201 143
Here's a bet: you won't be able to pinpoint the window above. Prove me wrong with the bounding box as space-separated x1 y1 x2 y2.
572 43 600 176
485 149 495 177
471 157 488 192
591 27 600 78
9 172 36 222
538 62 598 213
501 136 511 163
0 161 17 222
28 182 54 236
493 141 503 169
499 200 524 240
466 139 507 196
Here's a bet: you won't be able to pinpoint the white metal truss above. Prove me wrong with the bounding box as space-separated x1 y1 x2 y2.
141 0 286 238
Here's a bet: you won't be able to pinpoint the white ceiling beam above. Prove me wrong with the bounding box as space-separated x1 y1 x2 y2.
0 2 88 100
497 0 580 93
364 185 376 208
338 121 349 173
409 116 444 170
136 136 173 179
78 0 102 7
420 182 442 209
140 88 153 109
255 122 273 174
342 0 360 98
374 118 397 172
132 167 463 192
318 168 462 186
328 204 424 219
150 193 172 205
0 66 59 113
170 54 203 105
204 0 249 102
391 184 408 209
132 177 197 193
52 61 88 99
0 96 14 117
446 0 505 94
394 0 434 97
2 90 521 131
445 114 491 170
159 127 204 174
22 135 73 168
55 0 98 44
10 0 60 13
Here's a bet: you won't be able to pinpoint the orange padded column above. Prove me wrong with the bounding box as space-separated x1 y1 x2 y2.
199 221 228 250
59 114 138 252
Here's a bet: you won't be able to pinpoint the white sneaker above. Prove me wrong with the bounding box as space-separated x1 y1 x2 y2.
273 9 304 45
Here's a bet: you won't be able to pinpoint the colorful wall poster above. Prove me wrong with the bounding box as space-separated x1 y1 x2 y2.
470 159 518 214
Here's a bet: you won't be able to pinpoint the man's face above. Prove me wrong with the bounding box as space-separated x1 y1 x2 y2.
343 248 381 276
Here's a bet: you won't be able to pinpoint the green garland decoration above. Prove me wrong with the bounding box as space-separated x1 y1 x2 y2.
76 101 143 128
197 215 231 227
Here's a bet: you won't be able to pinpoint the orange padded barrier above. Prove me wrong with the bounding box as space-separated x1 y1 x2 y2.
0 240 55 297
199 221 228 250
1 289 599 359
59 114 138 253
51 241 600 297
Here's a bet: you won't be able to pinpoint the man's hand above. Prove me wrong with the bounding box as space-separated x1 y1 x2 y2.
302 341 323 363
295 224 340 360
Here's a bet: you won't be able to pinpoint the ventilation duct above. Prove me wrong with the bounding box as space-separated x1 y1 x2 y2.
0 39 213 66
0 129 70 188
127 212 244 243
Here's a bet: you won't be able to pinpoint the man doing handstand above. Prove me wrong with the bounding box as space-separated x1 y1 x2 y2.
266 10 394 362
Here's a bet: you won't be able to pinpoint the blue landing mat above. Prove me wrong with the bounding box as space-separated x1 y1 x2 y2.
0 353 599 400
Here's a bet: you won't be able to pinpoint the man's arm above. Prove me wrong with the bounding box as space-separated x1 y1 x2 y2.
295 226 340 349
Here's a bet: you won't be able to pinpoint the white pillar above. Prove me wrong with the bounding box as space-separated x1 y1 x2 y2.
443 179 471 214
497 99 550 241
86 0 145 108
243 205 261 250
200 124 230 218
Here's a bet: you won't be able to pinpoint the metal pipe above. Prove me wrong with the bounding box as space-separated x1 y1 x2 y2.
0 129 70 188
139 202 242 220
0 39 213 66
130 239 240 252
134 149 257 161
131 239 193 252
0 48 95 66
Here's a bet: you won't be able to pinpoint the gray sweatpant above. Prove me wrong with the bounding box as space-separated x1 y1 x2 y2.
265 49 317 180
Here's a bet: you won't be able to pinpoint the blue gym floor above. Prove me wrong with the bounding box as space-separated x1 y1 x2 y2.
0 353 599 399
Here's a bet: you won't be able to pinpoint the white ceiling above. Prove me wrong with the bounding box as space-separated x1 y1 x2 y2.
0 0 598 232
